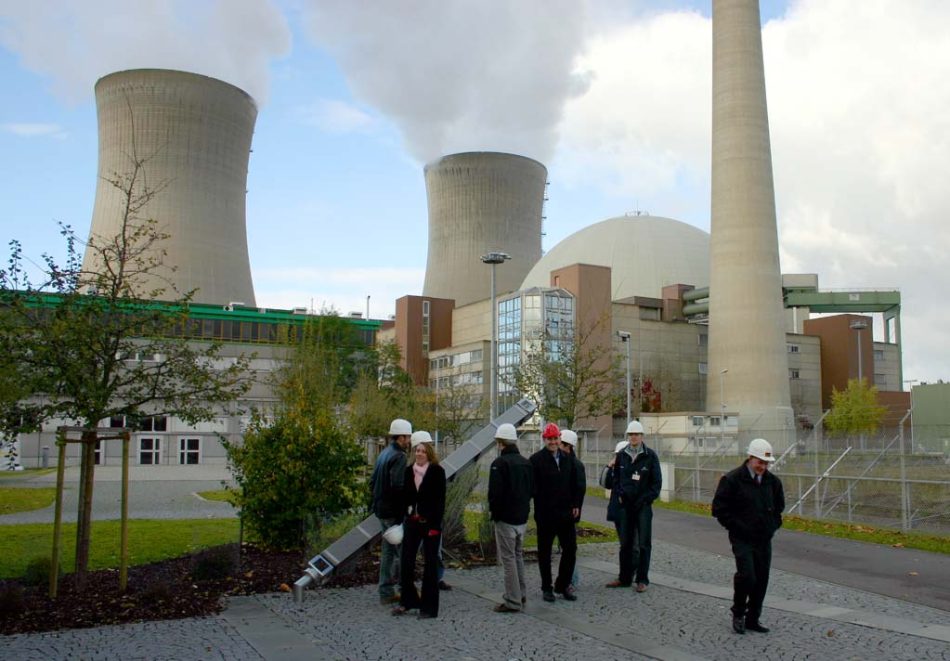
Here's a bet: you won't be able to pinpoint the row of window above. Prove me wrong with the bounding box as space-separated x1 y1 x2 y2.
428 370 484 390
94 436 201 465
429 349 483 371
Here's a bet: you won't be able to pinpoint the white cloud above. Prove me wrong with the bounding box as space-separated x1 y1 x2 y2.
297 99 377 134
0 0 291 104
1 122 66 138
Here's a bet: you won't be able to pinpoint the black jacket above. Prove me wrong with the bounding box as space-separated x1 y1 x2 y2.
401 463 446 531
712 463 785 543
530 448 584 524
611 444 662 511
369 441 408 520
488 445 534 525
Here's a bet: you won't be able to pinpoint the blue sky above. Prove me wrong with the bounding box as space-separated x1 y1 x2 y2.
1 1 948 385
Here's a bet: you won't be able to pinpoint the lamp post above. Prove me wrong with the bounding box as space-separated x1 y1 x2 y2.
481 251 510 421
719 368 728 448
618 331 632 424
850 320 868 384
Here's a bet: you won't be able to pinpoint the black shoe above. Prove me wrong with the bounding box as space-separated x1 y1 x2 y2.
745 620 770 633
559 586 577 601
494 603 520 613
542 590 555 602
732 615 746 634
438 580 452 591
605 580 631 588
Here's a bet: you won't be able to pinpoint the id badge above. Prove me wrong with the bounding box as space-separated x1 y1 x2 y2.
632 473 640 481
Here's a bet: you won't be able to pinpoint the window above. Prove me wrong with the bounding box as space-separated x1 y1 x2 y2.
789 369 800 379
874 374 887 388
873 349 884 360
179 438 200 465
787 344 799 353
94 441 103 465
109 416 125 428
140 416 168 432
698 362 708 375
709 416 721 427
691 416 704 427
639 307 660 321
698 334 708 346
139 438 161 465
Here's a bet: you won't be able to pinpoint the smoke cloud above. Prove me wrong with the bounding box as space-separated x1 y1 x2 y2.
0 0 290 104
301 0 593 165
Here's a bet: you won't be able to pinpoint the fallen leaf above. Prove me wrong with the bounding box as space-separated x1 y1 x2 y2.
279 583 291 592
892 543 904 548
908 571 918 576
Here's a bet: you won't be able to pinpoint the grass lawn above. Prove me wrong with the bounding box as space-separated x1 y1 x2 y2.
196 489 238 505
0 468 56 481
0 487 56 515
0 518 240 579
461 510 615 548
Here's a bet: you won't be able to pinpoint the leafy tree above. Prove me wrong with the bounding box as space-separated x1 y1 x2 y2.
824 378 888 436
224 314 366 549
511 316 620 428
0 154 251 574
433 366 488 446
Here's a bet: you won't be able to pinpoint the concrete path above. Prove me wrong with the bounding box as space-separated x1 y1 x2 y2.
3 540 948 660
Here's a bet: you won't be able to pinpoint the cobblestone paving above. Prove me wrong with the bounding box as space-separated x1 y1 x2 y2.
0 617 263 660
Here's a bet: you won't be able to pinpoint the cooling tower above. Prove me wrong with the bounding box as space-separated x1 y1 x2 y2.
422 152 546 307
84 69 257 306
707 1 793 433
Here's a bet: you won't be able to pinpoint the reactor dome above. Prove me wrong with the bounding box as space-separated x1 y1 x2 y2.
520 215 710 299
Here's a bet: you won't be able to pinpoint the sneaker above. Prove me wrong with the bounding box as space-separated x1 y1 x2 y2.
635 583 648 593
605 580 631 588
560 586 577 602
438 580 452 591
542 590 555 603
493 603 520 613
745 620 770 633
732 615 746 634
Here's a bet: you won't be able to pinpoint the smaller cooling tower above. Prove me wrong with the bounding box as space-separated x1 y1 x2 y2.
422 152 547 307
84 69 257 306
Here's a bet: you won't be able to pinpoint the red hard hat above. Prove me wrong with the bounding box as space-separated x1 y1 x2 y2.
542 422 561 439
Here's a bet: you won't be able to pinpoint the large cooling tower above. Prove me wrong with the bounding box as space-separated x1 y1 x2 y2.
707 1 793 433
84 69 257 306
422 152 546 307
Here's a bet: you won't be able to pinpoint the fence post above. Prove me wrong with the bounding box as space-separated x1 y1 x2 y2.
899 410 911 532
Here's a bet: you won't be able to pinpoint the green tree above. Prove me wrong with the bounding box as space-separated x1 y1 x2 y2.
224 314 366 549
0 155 251 574
824 379 888 436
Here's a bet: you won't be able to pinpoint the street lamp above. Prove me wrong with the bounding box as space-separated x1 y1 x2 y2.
481 251 510 421
850 320 869 384
719 368 728 447
618 331 632 424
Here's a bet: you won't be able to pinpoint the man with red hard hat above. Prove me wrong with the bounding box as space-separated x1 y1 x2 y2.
530 422 584 603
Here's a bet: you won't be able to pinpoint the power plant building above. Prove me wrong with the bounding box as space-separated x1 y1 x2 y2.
422 152 547 308
84 69 258 306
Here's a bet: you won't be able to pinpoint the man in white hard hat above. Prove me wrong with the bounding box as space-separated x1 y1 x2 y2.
712 438 785 635
605 420 661 593
369 418 412 605
559 429 586 592
488 423 534 612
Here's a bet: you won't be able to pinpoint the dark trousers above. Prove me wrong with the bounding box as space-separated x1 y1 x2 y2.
399 520 441 617
536 518 577 593
730 536 772 621
618 504 652 585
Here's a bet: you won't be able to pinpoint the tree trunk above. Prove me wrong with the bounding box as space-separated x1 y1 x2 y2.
75 431 98 576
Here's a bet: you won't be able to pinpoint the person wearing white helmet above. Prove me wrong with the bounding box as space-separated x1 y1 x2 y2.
488 423 534 613
392 431 446 619
369 418 412 605
599 439 630 537
410 431 452 591
605 419 661 593
558 429 587 593
712 438 785 635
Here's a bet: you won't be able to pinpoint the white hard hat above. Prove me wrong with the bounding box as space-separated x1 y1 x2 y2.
747 438 776 463
389 418 412 436
560 430 578 447
625 420 644 435
382 523 404 545
614 440 628 453
494 423 518 442
410 431 433 448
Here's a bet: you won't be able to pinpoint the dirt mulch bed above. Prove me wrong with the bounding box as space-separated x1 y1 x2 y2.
0 541 506 636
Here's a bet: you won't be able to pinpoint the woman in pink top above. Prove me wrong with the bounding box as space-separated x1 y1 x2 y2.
392 431 446 619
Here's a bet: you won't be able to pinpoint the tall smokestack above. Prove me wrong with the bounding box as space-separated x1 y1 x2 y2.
85 69 257 306
422 152 546 308
707 1 792 433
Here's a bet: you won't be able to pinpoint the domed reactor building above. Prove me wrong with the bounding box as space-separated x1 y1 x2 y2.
84 69 257 306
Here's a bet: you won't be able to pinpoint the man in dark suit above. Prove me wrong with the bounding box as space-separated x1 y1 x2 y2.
530 422 583 603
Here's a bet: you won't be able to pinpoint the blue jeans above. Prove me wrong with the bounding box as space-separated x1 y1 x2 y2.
378 516 401 599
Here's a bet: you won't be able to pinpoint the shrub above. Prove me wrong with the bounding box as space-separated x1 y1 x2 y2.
442 465 478 548
22 557 60 587
190 546 238 582
306 508 367 556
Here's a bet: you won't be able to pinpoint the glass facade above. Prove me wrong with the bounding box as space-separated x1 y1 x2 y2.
496 287 574 412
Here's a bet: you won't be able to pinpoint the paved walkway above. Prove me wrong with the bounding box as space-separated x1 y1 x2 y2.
3 537 948 660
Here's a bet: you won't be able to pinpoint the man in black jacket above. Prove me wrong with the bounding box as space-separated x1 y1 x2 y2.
530 422 584 603
605 420 662 593
369 418 411 605
712 438 785 635
488 423 534 613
